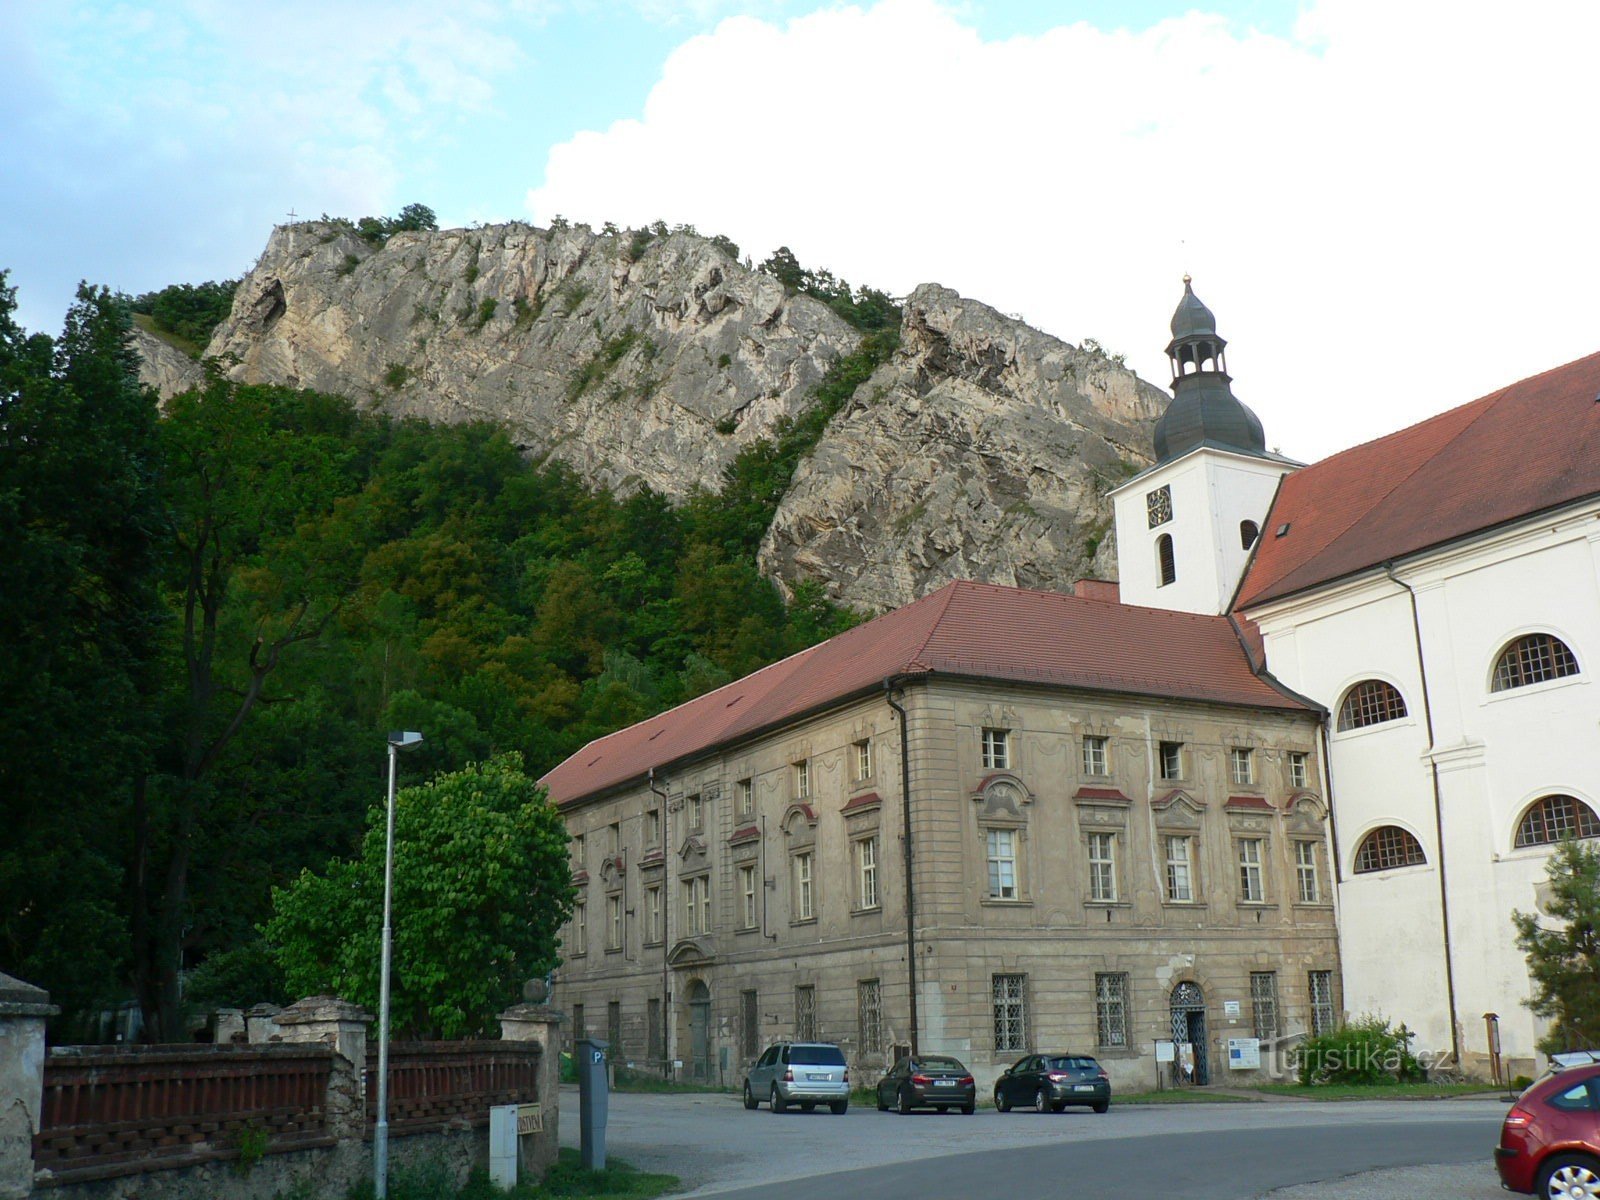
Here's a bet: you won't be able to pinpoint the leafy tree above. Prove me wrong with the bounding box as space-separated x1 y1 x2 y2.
265 755 574 1037
128 280 239 354
1514 838 1600 1053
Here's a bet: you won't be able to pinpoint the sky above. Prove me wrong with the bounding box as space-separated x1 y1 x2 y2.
4 0 1598 464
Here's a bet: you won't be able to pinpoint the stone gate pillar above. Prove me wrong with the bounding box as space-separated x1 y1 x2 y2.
499 1001 563 1178
0 973 57 1200
275 996 372 1140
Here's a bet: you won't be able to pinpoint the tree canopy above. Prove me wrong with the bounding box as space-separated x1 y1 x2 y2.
1514 838 1600 1054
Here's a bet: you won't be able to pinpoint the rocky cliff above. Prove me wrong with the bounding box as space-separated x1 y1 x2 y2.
154 220 1169 610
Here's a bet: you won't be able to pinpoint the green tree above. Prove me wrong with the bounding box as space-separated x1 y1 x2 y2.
1514 838 1600 1053
266 755 574 1037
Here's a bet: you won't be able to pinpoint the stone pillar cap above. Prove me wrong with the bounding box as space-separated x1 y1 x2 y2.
276 996 373 1025
0 970 59 1017
499 1003 564 1023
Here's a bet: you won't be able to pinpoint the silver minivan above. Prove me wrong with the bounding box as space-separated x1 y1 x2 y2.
743 1042 850 1113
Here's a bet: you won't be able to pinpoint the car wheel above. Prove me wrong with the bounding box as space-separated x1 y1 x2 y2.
770 1085 787 1114
1036 1086 1053 1113
995 1086 1011 1113
1093 1101 1109 1115
1540 1153 1600 1200
898 1087 914 1115
743 1082 757 1110
961 1102 976 1115
830 1100 848 1115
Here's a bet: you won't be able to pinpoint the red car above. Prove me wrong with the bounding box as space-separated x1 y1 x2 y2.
1497 1063 1600 1198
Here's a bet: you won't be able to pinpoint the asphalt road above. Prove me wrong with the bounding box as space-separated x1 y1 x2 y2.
560 1089 1509 1199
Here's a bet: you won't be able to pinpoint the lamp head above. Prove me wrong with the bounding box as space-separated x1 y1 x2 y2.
387 731 424 750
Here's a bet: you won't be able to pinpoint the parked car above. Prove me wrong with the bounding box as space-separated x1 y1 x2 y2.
875 1054 977 1114
743 1042 850 1113
1496 1062 1600 1198
993 1053 1110 1114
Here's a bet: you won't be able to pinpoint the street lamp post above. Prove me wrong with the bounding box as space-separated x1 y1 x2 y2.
375 731 423 1200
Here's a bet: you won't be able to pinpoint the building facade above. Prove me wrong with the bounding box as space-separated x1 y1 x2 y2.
543 581 1341 1091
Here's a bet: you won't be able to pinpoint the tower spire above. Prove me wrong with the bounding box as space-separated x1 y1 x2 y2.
1152 278 1267 463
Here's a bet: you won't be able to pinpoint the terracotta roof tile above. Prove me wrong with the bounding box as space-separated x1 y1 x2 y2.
1238 351 1600 608
728 825 760 844
543 581 1309 807
1073 786 1133 802
842 792 883 813
1224 794 1274 810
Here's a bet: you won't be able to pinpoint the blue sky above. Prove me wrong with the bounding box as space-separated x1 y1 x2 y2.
4 0 1598 460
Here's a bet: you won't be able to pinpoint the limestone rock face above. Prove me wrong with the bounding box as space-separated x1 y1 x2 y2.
758 285 1166 612
154 222 1173 611
202 222 861 498
133 326 204 400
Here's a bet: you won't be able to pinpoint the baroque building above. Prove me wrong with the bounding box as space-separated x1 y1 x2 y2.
541 580 1340 1090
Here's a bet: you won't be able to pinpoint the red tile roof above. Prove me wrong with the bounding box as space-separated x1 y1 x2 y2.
1225 794 1274 810
842 792 883 813
1073 786 1133 802
542 580 1309 807
1237 351 1600 608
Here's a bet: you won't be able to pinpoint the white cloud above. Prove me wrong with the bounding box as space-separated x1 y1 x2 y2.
527 0 1600 462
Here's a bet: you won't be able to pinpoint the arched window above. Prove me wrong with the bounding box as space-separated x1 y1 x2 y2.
1157 534 1176 586
1515 795 1600 848
1353 826 1426 873
1337 680 1408 731
1492 633 1580 692
1240 519 1259 550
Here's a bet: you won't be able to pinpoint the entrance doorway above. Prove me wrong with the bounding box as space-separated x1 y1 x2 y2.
1170 981 1209 1085
687 980 712 1081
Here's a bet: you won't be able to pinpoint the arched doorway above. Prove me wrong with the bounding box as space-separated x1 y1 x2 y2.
1170 981 1209 1085
687 979 712 1082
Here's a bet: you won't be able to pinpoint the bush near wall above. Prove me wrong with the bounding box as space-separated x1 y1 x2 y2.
1294 1015 1423 1085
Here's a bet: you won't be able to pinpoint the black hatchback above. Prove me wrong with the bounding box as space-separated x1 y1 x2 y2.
875 1054 977 1114
994 1053 1110 1114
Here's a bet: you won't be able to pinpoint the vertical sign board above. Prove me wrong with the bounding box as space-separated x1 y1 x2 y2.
1227 1037 1262 1070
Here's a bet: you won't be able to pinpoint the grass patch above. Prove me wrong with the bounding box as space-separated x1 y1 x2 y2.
131 312 205 360
1246 1081 1501 1101
339 1150 677 1200
567 329 642 401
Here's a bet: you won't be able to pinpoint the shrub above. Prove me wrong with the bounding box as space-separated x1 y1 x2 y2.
1294 1014 1423 1085
383 364 410 390
470 298 497 331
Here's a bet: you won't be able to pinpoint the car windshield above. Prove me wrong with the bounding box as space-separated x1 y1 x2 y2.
914 1056 965 1071
790 1045 847 1065
1046 1056 1099 1071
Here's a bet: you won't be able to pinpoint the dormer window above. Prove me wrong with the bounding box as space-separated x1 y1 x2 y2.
1147 485 1173 528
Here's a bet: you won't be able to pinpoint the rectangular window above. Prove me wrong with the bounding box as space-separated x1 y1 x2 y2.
855 739 873 781
981 728 1010 771
608 822 620 856
645 807 661 846
1082 735 1109 776
986 828 1018 899
858 979 884 1057
1087 832 1117 902
992 973 1027 1051
647 997 663 1063
793 852 814 921
606 893 623 950
607 1000 622 1056
645 885 662 944
794 760 810 801
1295 841 1320 903
1289 751 1309 790
684 875 710 934
1309 970 1336 1036
1159 741 1184 781
687 792 703 830
572 832 586 867
855 836 880 909
570 1003 585 1047
741 990 759 1062
737 778 753 817
1095 973 1128 1047
1251 972 1279 1043
572 901 588 955
1164 835 1194 902
795 985 817 1042
1230 747 1255 786
1238 837 1265 902
739 863 758 929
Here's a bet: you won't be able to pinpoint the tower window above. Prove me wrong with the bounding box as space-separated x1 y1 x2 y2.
1156 534 1176 587
1146 485 1173 528
1240 520 1260 550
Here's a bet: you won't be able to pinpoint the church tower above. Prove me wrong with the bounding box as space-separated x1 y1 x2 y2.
1109 279 1298 614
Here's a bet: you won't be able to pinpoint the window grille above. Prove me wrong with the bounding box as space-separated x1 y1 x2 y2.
1515 795 1600 848
1157 533 1176 586
981 728 1009 770
1309 971 1335 1036
986 828 1018 899
992 974 1027 1051
1493 633 1580 692
1237 838 1264 902
858 980 884 1056
1095 973 1128 1047
1087 833 1116 902
1250 972 1279 1042
1337 680 1409 730
1082 735 1109 776
1295 841 1320 903
1353 826 1426 873
795 985 816 1042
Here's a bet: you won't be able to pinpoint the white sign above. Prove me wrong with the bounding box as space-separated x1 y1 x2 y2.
1155 1039 1176 1063
1224 1000 1242 1018
1227 1037 1262 1069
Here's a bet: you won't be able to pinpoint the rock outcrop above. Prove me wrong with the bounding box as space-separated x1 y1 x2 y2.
153 220 1172 611
134 326 204 400
759 285 1166 611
